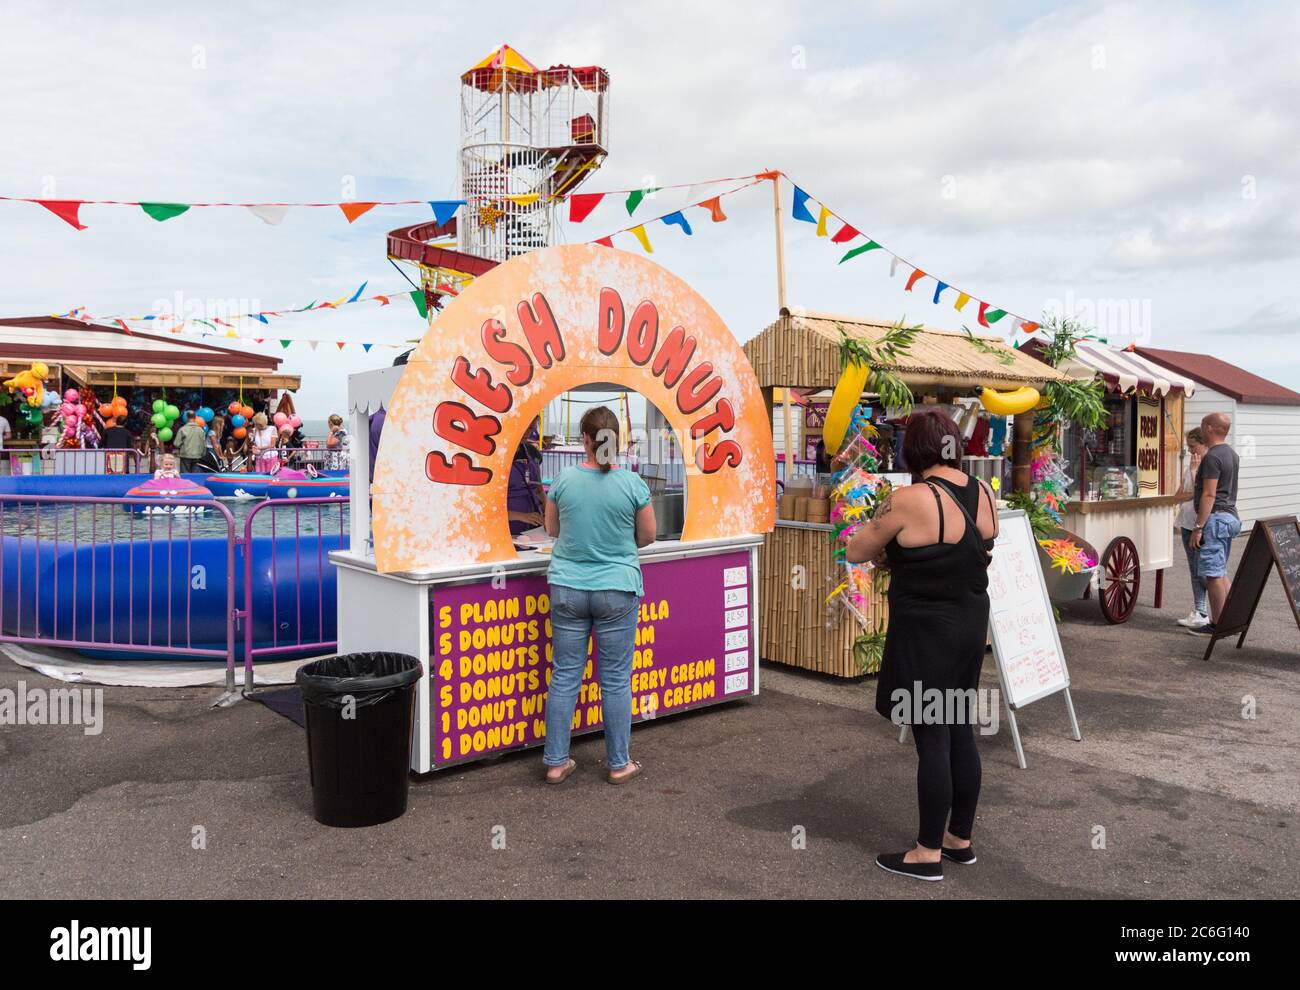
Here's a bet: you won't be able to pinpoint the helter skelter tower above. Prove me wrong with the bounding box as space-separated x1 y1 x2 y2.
387 44 610 306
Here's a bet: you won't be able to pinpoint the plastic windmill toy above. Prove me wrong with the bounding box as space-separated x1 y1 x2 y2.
824 408 893 626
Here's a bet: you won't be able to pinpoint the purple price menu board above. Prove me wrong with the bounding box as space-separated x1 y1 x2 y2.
429 550 754 767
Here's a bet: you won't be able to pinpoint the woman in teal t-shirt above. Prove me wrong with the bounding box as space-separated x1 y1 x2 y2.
542 406 657 785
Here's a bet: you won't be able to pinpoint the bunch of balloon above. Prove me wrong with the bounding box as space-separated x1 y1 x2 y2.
58 389 92 447
98 393 129 424
227 400 255 441
273 411 302 432
150 398 182 443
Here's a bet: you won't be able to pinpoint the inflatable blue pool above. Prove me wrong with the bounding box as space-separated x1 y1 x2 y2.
0 472 346 661
265 474 350 500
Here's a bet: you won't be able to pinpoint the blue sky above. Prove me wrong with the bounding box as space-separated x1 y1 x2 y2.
2 0 1297 418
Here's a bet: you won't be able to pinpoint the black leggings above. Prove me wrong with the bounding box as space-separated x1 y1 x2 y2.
910 721 981 850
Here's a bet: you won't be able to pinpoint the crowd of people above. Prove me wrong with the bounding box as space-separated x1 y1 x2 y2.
10 391 352 477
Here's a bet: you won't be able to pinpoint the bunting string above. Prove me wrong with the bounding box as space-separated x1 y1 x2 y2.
0 196 467 231
781 171 1041 335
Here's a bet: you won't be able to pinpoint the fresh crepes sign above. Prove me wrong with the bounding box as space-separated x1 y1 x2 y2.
373 243 774 572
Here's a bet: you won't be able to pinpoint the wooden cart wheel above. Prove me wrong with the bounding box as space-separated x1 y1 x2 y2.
1099 536 1140 624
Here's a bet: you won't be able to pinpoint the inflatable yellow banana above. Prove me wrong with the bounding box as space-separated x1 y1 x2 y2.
823 360 869 455
975 385 1040 417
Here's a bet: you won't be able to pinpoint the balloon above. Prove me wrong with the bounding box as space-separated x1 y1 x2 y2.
165 404 180 421
152 399 166 413
240 405 254 419
158 427 174 443
152 412 168 429
230 414 246 428
273 412 288 428
74 403 85 416
198 406 214 423
228 401 241 415
195 416 206 429
289 415 302 429
232 426 247 439
64 389 79 402
99 403 113 417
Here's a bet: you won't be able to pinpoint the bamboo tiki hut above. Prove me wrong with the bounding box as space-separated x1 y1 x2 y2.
742 307 1070 678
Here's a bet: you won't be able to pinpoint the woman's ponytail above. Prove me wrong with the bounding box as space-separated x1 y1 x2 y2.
580 406 620 473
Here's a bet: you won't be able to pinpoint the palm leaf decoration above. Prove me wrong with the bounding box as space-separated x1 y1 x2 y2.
836 319 921 415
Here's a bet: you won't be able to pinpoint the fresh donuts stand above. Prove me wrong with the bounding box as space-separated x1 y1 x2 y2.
330 243 775 772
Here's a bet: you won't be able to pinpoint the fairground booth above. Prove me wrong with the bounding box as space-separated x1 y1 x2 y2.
741 307 1069 677
332 243 775 773
1 316 298 472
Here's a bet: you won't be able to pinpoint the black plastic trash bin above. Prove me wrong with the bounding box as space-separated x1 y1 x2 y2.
296 653 422 827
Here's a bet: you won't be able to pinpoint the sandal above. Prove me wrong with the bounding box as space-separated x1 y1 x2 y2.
607 760 643 785
543 758 577 785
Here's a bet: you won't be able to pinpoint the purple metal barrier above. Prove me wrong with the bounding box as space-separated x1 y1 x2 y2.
239 496 348 692
0 493 238 693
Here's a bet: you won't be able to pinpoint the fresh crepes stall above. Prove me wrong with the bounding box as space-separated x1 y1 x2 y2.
1029 340 1198 622
331 243 775 772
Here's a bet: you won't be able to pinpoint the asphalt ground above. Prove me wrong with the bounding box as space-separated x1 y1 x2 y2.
1 533 1295 899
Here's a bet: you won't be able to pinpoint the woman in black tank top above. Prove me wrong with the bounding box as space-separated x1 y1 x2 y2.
847 409 996 882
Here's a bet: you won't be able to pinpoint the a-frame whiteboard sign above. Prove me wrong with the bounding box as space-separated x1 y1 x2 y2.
986 509 1082 768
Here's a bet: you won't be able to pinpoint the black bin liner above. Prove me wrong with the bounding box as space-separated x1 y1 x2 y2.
295 653 422 827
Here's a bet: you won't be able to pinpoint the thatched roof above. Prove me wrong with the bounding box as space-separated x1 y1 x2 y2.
743 307 1070 391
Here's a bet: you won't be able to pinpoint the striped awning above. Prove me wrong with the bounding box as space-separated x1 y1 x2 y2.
1061 342 1197 397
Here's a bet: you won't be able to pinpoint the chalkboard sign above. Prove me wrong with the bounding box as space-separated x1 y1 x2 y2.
1203 515 1300 661
986 510 1082 767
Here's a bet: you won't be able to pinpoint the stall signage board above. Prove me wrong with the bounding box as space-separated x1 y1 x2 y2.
1202 515 1300 661
1136 395 1161 496
986 510 1083 768
372 243 775 573
428 550 756 768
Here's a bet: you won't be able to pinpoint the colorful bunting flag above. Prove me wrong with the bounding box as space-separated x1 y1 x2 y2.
594 235 614 247
831 222 859 244
626 188 661 215
932 281 948 305
977 302 991 327
336 341 346 350
504 193 540 207
904 268 927 292
954 292 971 312
362 343 373 352
791 186 816 224
815 206 832 237
38 200 87 230
569 193 603 223
429 200 465 226
628 225 653 253
139 202 190 222
698 197 727 222
839 239 880 263
1019 321 1041 334
245 204 290 225
410 289 429 320
347 281 368 303
661 211 693 236
339 202 378 223
984 307 1007 325
280 339 292 349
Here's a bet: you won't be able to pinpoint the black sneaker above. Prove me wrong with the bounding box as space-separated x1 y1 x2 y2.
875 851 943 882
941 845 977 865
1186 623 1217 637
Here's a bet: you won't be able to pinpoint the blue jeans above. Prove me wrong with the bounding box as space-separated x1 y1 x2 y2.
1180 527 1209 615
1196 511 1242 579
543 584 640 769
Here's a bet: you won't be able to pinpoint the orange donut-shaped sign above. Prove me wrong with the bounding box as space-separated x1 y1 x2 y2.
372 243 775 573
